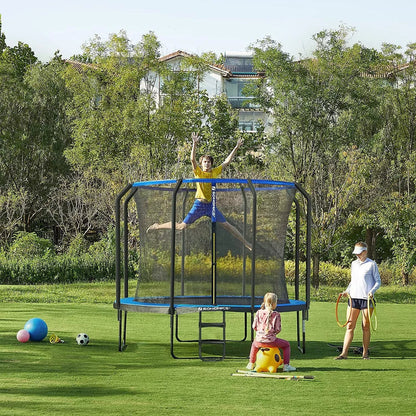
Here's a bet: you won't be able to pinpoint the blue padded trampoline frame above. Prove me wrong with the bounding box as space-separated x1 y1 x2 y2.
114 178 311 359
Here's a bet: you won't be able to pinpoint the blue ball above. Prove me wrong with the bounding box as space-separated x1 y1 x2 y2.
24 318 48 342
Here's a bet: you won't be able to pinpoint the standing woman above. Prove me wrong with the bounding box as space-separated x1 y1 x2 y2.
335 242 381 360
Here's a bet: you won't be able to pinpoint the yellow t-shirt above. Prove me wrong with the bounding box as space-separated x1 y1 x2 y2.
193 165 223 202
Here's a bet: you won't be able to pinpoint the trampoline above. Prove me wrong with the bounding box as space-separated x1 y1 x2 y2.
114 178 311 360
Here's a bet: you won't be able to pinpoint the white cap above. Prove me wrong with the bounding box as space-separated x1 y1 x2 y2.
352 245 367 255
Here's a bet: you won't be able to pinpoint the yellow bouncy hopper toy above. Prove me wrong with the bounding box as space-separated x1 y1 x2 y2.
255 346 283 373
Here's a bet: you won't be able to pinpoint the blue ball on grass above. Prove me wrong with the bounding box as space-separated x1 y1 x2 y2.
24 318 48 342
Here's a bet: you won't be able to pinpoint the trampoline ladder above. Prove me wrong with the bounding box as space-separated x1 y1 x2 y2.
198 310 226 361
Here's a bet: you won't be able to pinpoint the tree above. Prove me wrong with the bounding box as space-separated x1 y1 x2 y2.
0 15 6 54
64 30 258 186
46 173 113 245
62 31 266 247
249 27 387 287
370 43 416 283
64 31 207 185
0 54 72 244
2 41 37 79
379 193 416 285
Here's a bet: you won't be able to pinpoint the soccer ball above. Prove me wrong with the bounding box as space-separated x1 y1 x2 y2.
76 333 89 346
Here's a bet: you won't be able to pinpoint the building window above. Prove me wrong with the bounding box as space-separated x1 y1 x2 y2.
238 111 265 132
224 57 254 73
225 78 258 109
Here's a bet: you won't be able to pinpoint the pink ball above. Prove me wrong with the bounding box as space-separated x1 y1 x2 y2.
17 329 30 343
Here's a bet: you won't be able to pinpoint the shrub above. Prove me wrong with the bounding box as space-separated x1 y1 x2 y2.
0 252 135 284
378 261 416 285
88 227 116 257
0 229 137 285
67 234 89 256
318 262 350 286
9 231 54 258
1 245 414 286
285 260 415 287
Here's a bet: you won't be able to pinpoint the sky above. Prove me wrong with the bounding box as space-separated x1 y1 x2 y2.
1 0 415 62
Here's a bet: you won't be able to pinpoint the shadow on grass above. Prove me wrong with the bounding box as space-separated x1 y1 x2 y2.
2 333 415 382
376 289 416 304
119 337 416 363
300 339 416 360
0 385 141 397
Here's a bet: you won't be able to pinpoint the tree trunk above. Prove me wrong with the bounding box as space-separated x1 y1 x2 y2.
365 228 377 260
401 270 409 286
312 253 320 289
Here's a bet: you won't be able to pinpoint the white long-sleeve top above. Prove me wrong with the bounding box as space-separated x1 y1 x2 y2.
346 258 381 299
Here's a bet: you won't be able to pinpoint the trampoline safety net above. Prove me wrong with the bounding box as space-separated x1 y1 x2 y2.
133 179 296 305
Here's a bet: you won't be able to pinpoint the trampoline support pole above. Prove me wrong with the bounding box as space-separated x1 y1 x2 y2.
170 179 183 359
211 182 217 305
294 182 311 352
123 311 127 350
115 183 132 352
118 309 122 351
246 179 257 341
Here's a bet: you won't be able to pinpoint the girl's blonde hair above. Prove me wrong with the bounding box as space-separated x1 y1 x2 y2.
261 292 278 310
261 293 278 333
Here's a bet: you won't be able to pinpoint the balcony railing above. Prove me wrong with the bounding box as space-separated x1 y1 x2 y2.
223 64 255 73
227 97 261 109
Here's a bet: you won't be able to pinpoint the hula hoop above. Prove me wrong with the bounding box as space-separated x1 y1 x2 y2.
335 293 352 328
367 295 378 332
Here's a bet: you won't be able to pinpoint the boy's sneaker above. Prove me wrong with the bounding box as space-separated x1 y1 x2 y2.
246 362 255 370
283 364 296 372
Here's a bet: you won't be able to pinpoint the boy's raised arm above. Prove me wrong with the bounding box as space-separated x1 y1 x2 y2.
221 138 244 169
190 132 199 170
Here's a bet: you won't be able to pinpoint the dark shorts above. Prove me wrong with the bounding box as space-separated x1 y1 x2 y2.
183 200 226 225
349 298 376 310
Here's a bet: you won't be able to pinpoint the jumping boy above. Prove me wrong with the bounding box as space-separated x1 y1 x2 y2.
147 132 252 251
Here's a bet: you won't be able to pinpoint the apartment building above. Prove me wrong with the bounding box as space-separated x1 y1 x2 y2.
159 50 267 132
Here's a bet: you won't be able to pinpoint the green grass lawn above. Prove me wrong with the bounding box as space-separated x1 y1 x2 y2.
1 281 415 303
1 287 415 415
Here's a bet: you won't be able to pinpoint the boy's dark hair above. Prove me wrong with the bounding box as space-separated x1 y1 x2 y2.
199 155 214 165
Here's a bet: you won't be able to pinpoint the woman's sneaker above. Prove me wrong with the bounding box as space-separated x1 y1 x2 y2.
283 364 296 372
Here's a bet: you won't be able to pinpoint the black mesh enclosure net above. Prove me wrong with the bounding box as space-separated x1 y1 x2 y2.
133 179 296 305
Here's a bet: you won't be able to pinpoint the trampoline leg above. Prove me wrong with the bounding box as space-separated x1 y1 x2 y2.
170 312 180 359
302 312 306 353
296 311 306 354
123 311 127 350
242 312 248 342
118 309 123 352
118 309 127 352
